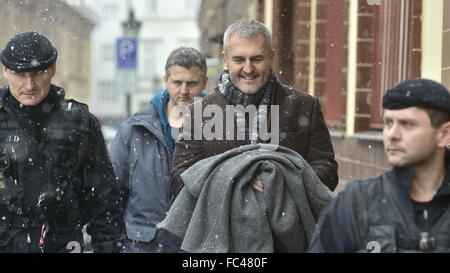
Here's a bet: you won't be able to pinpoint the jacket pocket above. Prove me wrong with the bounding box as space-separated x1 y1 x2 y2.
45 231 85 253
364 225 396 253
44 130 81 169
126 224 157 242
128 157 138 193
278 131 308 156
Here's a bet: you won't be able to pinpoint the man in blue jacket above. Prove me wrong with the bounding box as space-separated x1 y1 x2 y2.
308 78 450 252
110 47 208 252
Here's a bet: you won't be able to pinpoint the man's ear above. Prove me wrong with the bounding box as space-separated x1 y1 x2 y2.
221 51 228 70
438 121 450 149
163 75 169 88
268 49 275 66
203 76 209 88
1 65 7 78
49 63 56 77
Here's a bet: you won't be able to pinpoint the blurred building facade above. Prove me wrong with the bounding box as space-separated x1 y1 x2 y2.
198 0 258 92
198 0 450 191
85 0 202 126
0 0 94 103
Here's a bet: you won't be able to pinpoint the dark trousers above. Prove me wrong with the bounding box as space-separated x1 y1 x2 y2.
121 229 185 253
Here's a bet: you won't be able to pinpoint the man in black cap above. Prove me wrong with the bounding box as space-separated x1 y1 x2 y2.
308 78 450 253
0 31 125 252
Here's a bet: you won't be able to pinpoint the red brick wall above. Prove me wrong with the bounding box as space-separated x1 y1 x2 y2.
272 0 295 86
271 0 348 127
323 0 348 128
370 0 422 129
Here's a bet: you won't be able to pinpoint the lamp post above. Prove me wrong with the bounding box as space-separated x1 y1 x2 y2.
117 2 141 117
122 6 141 38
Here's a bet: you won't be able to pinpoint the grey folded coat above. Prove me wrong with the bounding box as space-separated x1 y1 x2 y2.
158 143 334 253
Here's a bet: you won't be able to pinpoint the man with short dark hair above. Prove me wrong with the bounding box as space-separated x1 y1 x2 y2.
308 78 450 253
0 31 125 252
110 47 208 252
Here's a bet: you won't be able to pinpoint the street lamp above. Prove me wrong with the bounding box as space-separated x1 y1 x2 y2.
122 7 141 38
117 2 141 117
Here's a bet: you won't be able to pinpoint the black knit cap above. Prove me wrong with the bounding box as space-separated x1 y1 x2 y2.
0 31 57 72
382 78 450 115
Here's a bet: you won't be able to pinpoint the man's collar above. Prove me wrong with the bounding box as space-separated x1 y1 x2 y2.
390 167 414 190
218 69 275 107
389 164 450 197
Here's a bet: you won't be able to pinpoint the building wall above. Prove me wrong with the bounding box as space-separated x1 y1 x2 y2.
86 0 202 124
270 0 349 126
198 0 258 93
85 0 127 120
323 0 348 129
0 0 94 103
261 0 435 190
443 0 450 89
331 134 390 192
422 0 443 82
198 0 446 191
198 0 257 58
370 0 422 129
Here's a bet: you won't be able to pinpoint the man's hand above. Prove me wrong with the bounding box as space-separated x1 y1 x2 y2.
250 175 264 192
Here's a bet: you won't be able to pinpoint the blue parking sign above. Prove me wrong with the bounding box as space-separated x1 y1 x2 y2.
117 38 137 69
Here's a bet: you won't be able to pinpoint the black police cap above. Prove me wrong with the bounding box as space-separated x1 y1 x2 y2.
382 78 450 115
0 31 58 73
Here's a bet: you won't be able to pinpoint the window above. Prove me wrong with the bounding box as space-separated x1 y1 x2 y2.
103 3 117 20
102 43 114 63
98 81 115 103
369 0 421 129
185 0 199 16
146 0 158 15
141 42 157 78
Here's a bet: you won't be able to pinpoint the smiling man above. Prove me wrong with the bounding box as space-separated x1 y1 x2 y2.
308 78 450 253
169 19 338 207
223 31 273 95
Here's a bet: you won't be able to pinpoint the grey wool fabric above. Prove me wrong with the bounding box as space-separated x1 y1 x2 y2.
158 143 334 253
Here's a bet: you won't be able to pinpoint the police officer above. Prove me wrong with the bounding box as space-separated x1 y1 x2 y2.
308 78 450 253
0 31 125 252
